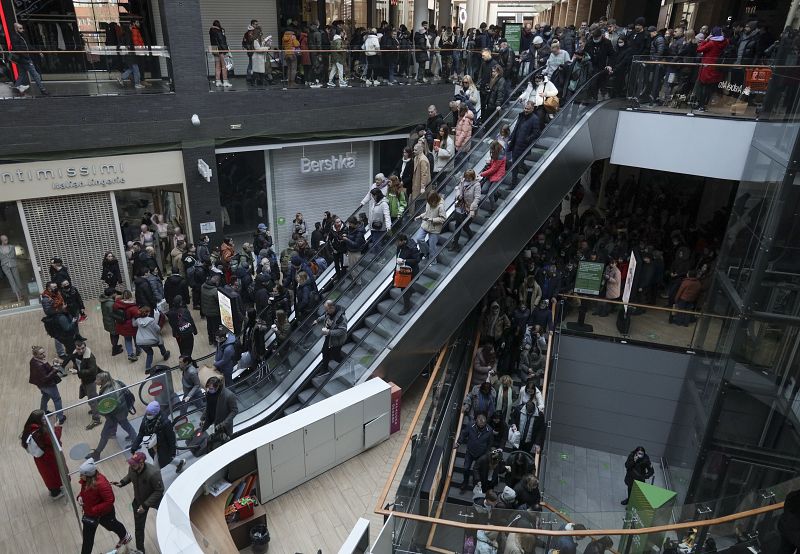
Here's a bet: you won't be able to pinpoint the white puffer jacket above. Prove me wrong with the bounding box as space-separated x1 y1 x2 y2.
519 76 559 107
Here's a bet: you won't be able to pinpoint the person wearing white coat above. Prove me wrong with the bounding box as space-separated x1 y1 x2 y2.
432 124 454 174
251 32 273 85
519 73 558 126
454 75 481 119
363 30 381 85
367 188 391 248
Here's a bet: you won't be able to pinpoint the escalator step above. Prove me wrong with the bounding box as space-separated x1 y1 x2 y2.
297 388 317 404
364 313 400 339
322 379 349 397
283 403 302 416
350 328 387 352
376 300 404 323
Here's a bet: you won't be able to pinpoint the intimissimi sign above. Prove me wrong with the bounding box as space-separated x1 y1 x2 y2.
0 151 186 201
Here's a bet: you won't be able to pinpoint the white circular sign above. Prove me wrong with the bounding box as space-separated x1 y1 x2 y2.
459 7 467 24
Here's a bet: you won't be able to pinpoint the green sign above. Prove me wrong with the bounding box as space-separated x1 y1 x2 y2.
620 481 677 554
97 397 119 415
277 216 286 225
574 261 605 296
503 23 523 52
175 422 196 440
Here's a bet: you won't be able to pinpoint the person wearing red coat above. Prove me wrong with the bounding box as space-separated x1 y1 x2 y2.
20 410 64 498
480 141 507 210
114 290 143 362
78 458 131 554
696 28 729 111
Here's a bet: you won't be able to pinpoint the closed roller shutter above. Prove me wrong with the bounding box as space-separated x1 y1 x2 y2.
23 193 125 298
198 0 279 77
270 142 373 252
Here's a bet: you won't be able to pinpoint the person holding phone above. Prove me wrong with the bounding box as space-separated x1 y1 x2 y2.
621 446 654 505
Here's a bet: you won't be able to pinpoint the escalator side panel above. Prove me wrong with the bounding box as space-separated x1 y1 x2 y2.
370 104 621 389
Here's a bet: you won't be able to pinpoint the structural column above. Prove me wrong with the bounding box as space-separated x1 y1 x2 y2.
574 0 591 27
552 1 561 27
439 0 452 28
466 0 487 27
565 0 578 27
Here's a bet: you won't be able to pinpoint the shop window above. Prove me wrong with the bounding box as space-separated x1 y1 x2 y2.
115 186 187 275
0 201 37 311
216 151 268 244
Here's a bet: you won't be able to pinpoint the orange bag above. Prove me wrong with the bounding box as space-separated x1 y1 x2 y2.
394 265 413 288
745 67 772 92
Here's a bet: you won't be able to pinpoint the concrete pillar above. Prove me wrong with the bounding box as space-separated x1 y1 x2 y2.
439 0 452 28
565 0 578 27
552 2 561 27
415 0 429 30
559 0 569 27
575 0 592 29
158 0 210 92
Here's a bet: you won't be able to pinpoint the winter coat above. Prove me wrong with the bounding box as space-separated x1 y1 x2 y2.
163 274 189 307
454 111 474 150
473 453 508 491
519 282 542 310
203 386 239 436
454 84 481 112
455 178 481 215
294 280 318 316
134 275 155 308
316 306 348 347
363 33 380 56
649 33 667 59
131 412 176 468
167 306 197 338
78 473 116 518
282 31 299 55
214 334 237 376
343 225 366 253
201 282 221 316
624 450 654 487
330 35 346 65
387 189 407 219
458 422 494 457
485 76 507 113
544 49 570 77
209 26 228 51
252 37 270 74
697 37 729 83
433 137 455 173
473 349 497 383
99 293 117 334
299 32 311 65
482 304 511 339
421 202 446 234
133 311 163 346
396 239 420 279
519 77 558 107
29 358 60 387
605 265 622 299
412 154 432 197
101 260 121 289
676 277 702 303
113 299 140 337
509 111 541 161
67 347 101 386
27 423 63 490
369 199 392 232
119 461 164 509
480 158 506 184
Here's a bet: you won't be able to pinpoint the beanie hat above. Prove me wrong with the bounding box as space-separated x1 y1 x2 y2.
257 223 267 231
533 36 543 45
79 458 97 477
128 451 147 466
500 486 516 503
291 255 302 266
145 401 161 415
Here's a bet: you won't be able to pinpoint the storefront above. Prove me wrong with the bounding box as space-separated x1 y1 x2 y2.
0 150 187 312
216 135 406 252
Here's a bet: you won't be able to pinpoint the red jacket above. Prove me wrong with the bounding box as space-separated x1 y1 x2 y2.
79 473 116 518
113 299 140 337
480 158 506 183
697 38 728 84
676 277 702 303
131 27 145 47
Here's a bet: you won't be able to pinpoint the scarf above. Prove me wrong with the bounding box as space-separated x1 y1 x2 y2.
42 289 65 312
495 385 514 423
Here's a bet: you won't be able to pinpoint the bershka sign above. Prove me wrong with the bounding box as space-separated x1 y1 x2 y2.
300 153 356 174
0 151 185 202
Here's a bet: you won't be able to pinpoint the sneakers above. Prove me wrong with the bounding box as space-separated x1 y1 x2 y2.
116 533 133 548
16 84 30 93
128 355 138 363
222 80 233 87
85 420 101 430
50 488 64 500
134 84 146 89
162 350 171 361
117 78 125 87
57 415 67 425
373 79 381 86
215 80 223 87
364 80 372 87
112 345 124 356
85 450 99 460
339 81 348 87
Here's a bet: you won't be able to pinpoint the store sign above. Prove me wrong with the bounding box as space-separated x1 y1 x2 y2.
300 153 356 174
0 151 185 202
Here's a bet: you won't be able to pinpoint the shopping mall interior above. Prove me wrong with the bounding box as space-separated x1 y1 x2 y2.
1 0 800 552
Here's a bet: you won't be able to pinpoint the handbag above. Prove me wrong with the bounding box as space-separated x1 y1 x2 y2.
394 265 413 288
142 434 158 449
224 53 234 72
26 433 45 458
543 95 560 114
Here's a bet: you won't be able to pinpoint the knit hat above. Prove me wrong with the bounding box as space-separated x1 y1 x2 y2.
128 451 147 466
145 401 161 415
79 458 97 477
257 223 267 231
533 36 543 45
291 255 302 266
500 486 516 503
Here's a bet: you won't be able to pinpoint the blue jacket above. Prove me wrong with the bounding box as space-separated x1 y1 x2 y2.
508 111 541 160
214 333 237 376
458 423 494 458
283 261 314 289
343 225 366 253
295 280 319 315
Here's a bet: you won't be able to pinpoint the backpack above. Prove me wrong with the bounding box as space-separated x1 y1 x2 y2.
116 380 136 414
176 310 194 336
309 256 328 276
112 307 127 322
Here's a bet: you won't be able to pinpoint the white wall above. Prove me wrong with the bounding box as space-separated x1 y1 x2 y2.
611 111 756 182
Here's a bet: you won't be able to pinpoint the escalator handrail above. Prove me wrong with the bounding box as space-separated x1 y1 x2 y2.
229 68 547 400
293 72 610 412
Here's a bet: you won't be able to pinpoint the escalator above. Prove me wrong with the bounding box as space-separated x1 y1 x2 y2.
230 73 622 433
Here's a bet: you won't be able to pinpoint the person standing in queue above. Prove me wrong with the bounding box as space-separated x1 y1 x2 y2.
314 300 348 374
112 451 164 554
395 234 420 316
621 445 654 505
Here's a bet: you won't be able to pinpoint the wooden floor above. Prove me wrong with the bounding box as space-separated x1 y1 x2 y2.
0 300 424 553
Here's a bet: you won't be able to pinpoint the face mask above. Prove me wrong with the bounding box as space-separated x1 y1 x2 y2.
146 413 157 420
618 42 624 47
